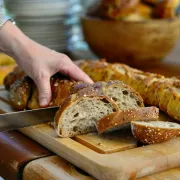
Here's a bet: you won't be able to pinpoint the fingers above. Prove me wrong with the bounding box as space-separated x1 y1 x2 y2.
62 63 94 84
34 73 51 107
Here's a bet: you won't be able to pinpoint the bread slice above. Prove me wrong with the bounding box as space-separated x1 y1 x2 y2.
131 121 180 144
54 93 117 137
102 80 144 110
97 107 159 133
55 80 144 137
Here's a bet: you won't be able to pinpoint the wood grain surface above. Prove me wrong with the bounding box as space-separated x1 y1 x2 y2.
23 155 96 180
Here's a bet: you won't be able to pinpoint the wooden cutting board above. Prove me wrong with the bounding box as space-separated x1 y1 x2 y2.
1 89 180 180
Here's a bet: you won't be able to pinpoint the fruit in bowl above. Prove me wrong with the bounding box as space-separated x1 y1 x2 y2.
81 0 180 67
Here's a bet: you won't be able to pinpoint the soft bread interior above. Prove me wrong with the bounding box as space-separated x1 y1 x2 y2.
57 97 114 137
104 85 143 110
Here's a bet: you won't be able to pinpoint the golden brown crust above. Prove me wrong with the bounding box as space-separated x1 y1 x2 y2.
131 121 180 144
9 76 32 110
97 107 159 133
27 74 75 109
27 83 40 110
4 66 25 90
81 60 180 121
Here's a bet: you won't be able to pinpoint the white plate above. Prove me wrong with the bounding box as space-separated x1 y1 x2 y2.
4 0 81 17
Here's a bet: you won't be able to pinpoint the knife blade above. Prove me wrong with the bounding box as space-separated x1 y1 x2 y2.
0 106 59 132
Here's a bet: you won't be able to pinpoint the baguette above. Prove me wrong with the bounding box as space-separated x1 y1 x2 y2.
131 120 180 144
9 73 75 110
97 107 159 133
80 60 180 121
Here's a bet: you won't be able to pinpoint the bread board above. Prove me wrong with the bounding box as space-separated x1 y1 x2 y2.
1 89 180 180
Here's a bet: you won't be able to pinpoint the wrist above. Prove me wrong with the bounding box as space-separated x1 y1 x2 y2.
0 21 30 58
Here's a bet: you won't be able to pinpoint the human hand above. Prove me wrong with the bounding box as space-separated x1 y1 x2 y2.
0 22 93 107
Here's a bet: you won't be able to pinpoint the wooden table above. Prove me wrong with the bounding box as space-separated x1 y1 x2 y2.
1 41 180 180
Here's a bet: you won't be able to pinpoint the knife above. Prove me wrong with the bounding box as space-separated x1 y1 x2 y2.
0 106 59 132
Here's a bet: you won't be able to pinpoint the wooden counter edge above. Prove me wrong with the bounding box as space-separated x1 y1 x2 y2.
23 155 180 180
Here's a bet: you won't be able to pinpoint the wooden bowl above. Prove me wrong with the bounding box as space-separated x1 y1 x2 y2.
81 15 180 67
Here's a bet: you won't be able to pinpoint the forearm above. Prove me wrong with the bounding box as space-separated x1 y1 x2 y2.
0 21 30 59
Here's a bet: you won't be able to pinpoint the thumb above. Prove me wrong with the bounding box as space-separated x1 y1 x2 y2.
34 75 51 107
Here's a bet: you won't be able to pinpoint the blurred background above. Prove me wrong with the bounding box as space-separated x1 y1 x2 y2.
1 0 180 86
0 0 97 86
3 0 97 57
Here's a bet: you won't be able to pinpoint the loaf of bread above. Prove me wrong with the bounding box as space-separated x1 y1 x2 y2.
5 59 180 122
55 80 144 137
79 60 180 121
9 73 75 110
131 120 180 144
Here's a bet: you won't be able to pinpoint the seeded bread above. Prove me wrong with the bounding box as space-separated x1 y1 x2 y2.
9 77 32 110
97 107 159 133
131 120 180 144
8 73 75 110
80 60 180 121
55 80 144 137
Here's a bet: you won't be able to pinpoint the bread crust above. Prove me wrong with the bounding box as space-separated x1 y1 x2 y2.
81 60 180 121
4 66 25 90
97 107 159 133
131 121 180 144
9 76 32 110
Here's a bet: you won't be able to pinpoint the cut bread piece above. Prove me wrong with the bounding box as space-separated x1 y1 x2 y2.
55 80 144 137
97 107 159 133
131 121 180 144
102 80 144 110
55 94 117 137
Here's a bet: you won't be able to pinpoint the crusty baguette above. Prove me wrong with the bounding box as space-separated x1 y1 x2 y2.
131 120 180 144
79 60 180 121
97 107 159 133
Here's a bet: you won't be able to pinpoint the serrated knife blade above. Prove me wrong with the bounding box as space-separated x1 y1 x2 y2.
0 106 59 132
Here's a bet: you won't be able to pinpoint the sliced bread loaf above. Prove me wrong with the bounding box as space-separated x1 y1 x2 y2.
97 107 159 133
55 80 144 137
131 120 180 144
